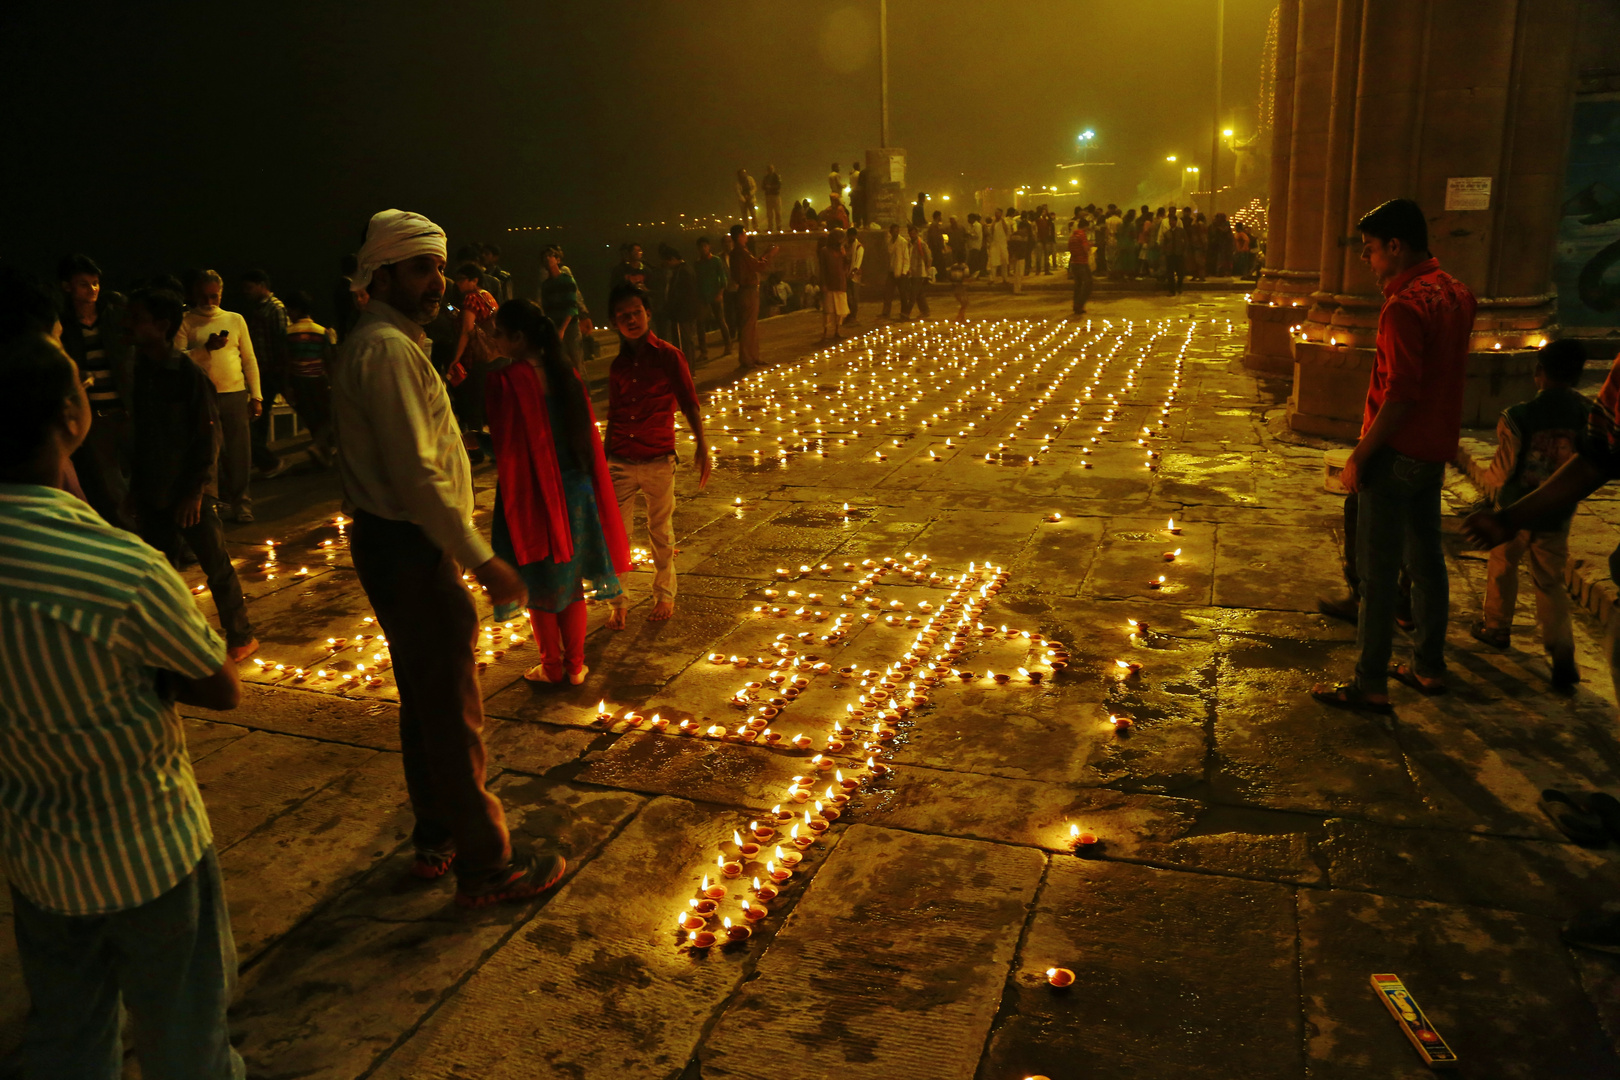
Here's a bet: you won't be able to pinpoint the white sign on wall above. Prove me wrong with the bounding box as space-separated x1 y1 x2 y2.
1445 176 1492 211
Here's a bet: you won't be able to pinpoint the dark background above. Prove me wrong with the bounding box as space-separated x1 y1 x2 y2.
1 0 1273 311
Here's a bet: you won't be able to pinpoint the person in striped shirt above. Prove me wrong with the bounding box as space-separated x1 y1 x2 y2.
0 331 246 1077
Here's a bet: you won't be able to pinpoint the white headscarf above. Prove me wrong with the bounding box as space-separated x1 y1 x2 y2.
352 209 447 293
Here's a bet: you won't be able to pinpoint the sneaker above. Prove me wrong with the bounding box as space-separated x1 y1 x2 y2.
455 852 567 909
226 638 260 663
1317 593 1358 623
235 506 255 523
410 843 456 880
1561 908 1620 954
1470 620 1510 649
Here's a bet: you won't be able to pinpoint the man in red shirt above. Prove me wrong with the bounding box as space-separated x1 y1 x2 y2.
727 225 779 370
603 283 711 627
1314 199 1476 712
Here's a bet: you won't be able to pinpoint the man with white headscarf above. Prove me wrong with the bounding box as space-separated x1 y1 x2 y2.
331 209 566 908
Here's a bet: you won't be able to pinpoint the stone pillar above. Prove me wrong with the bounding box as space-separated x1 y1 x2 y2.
1244 0 1300 374
1283 0 1582 440
1244 0 1337 375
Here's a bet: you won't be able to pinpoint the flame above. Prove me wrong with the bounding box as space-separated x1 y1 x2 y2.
597 700 607 714
742 900 752 912
1070 823 1080 838
734 830 745 846
753 876 761 890
774 846 787 859
1168 518 1176 530
701 875 710 890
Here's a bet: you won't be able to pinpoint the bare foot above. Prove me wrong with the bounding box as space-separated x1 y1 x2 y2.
606 607 628 630
649 600 675 621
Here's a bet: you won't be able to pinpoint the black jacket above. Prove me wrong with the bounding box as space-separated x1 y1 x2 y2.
131 348 220 506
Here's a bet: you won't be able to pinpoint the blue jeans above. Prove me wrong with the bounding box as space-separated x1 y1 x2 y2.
1354 449 1449 695
2 847 243 1080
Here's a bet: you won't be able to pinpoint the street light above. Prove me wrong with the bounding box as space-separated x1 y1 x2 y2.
1222 128 1234 138
1166 155 1177 163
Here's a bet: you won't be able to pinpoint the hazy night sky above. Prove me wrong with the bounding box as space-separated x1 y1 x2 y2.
2 0 1274 304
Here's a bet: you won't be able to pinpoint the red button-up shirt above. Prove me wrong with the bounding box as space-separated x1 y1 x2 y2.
606 332 702 461
1363 256 1476 464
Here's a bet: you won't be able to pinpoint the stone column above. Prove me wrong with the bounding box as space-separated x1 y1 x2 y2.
1285 0 1582 440
1244 0 1300 373
1244 0 1337 375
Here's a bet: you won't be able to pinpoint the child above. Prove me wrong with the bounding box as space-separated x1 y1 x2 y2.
123 287 258 660
1474 339 1588 687
947 257 970 323
283 290 336 466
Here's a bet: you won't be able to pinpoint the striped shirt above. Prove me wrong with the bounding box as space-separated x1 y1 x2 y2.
80 321 118 405
0 485 224 915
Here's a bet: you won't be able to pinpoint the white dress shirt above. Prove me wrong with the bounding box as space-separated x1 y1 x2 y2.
330 301 492 569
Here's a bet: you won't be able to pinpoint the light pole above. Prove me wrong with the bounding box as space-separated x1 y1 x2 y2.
879 0 890 148
1207 0 1225 214
1182 165 1199 201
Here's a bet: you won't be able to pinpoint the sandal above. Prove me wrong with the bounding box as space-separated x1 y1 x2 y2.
1310 682 1393 715
1540 789 1609 848
1390 664 1447 696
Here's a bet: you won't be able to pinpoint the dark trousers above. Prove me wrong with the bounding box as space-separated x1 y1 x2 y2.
214 390 252 512
139 499 255 648
1164 254 1185 294
736 290 762 367
670 319 702 361
1071 265 1094 314
350 511 510 878
882 274 902 318
900 278 930 319
703 298 730 356
845 280 860 322
1354 450 1449 695
72 407 131 526
4 848 241 1079
250 370 283 472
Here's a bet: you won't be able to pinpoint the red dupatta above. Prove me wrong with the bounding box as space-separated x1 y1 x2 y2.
485 360 631 573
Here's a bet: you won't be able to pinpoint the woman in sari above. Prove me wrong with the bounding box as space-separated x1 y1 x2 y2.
1115 208 1138 278
485 299 631 685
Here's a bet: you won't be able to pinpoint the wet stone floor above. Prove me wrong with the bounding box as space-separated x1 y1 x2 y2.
5 292 1620 1079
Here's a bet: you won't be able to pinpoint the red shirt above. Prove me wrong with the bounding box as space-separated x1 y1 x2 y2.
1362 257 1476 463
606 332 702 461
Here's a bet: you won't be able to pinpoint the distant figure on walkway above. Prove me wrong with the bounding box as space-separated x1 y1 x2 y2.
333 208 566 908
901 223 932 320
1068 218 1093 315
1313 199 1476 713
485 299 629 685
538 244 592 373
736 168 758 230
818 233 850 345
881 222 907 319
283 290 338 467
987 209 1009 282
658 244 703 360
828 162 843 197
1209 212 1234 277
0 330 246 1077
1162 213 1187 295
1471 339 1588 687
947 256 970 323
694 236 730 360
603 283 710 627
762 165 783 232
726 224 778 369
179 269 262 523
845 227 864 326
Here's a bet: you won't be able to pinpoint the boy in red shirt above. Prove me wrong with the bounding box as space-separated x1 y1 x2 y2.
1313 199 1476 712
603 283 711 627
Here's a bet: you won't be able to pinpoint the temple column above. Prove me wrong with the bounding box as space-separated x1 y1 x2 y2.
1244 0 1338 375
1244 0 1300 373
1284 0 1581 440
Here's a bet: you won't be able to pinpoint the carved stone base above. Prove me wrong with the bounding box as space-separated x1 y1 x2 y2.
1287 339 1542 440
1243 302 1301 376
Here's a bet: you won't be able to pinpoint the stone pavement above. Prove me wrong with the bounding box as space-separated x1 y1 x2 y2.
4 290 1620 1080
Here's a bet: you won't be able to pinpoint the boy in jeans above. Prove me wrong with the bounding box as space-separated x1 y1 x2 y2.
1473 339 1588 687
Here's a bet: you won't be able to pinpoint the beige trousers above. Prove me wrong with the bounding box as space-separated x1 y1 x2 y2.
609 455 677 608
1483 527 1574 662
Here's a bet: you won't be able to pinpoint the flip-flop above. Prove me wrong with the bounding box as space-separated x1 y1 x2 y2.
1586 792 1620 843
1390 664 1447 696
1310 682 1393 715
1540 789 1609 847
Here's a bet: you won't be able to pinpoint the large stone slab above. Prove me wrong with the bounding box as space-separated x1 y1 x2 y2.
221 750 411 960
1213 522 1345 612
1083 515 1215 605
1299 889 1619 1079
369 796 840 1079
182 682 402 751
234 777 646 1078
193 729 376 850
699 825 1045 1079
980 859 1302 1079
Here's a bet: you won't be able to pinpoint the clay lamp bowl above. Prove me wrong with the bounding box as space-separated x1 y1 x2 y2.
693 898 720 917
724 919 752 943
687 930 718 950
776 847 804 867
772 805 796 823
741 900 769 923
754 879 780 901
1046 967 1076 989
679 910 708 931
